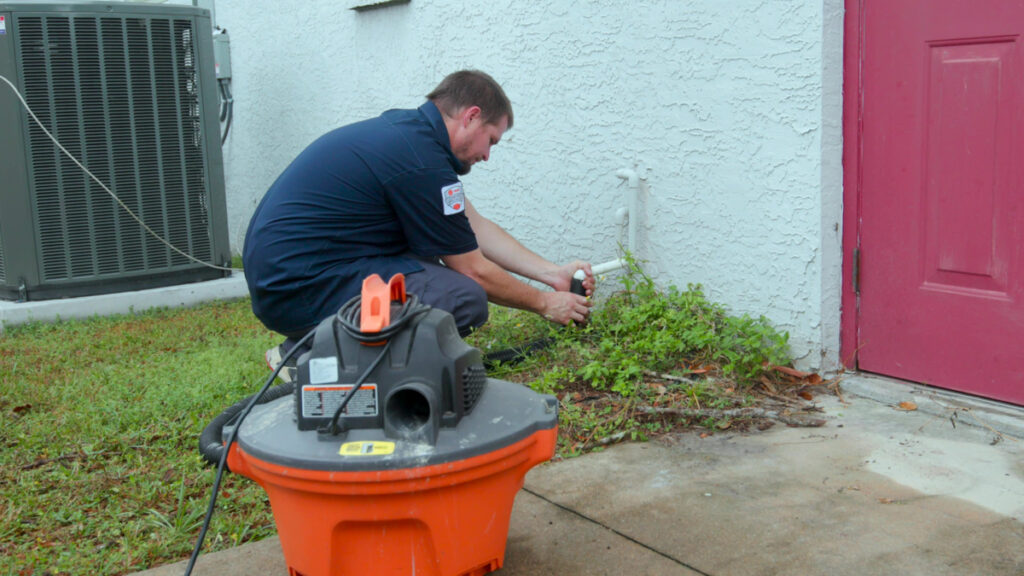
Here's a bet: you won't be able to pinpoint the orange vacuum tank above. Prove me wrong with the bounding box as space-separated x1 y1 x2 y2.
220 275 558 576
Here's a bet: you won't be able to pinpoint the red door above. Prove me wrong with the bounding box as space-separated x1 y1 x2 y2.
855 0 1024 404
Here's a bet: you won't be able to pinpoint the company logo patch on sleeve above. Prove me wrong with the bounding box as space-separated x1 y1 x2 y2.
441 182 465 215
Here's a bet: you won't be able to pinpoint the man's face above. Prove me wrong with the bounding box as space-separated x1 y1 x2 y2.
451 109 509 174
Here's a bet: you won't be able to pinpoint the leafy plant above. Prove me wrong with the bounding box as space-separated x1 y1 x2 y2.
524 253 792 396
466 251 800 452
577 267 791 395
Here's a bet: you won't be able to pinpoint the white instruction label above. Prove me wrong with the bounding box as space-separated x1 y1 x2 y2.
308 356 338 384
301 384 378 418
0 16 7 35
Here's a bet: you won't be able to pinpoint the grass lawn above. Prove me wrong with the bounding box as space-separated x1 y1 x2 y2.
1 263 823 575
1 299 281 575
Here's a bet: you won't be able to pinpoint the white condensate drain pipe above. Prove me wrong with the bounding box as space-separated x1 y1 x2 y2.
617 168 640 255
571 168 642 294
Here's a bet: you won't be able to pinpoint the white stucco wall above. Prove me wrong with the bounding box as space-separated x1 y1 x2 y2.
214 0 844 372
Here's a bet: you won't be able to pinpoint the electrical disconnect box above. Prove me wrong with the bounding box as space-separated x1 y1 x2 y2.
213 28 230 79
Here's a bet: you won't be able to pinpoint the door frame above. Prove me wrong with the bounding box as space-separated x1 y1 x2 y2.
841 0 863 369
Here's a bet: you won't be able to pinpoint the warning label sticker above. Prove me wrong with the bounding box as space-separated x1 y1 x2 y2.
339 441 395 457
301 384 378 418
1 16 7 35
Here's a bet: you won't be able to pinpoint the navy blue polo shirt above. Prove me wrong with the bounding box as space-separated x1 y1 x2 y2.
242 101 478 334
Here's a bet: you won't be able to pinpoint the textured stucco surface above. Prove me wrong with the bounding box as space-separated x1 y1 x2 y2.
214 0 844 371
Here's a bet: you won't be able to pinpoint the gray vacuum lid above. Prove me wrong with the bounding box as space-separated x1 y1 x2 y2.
235 378 557 472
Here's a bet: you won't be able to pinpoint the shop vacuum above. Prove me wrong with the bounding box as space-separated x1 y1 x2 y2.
198 274 558 576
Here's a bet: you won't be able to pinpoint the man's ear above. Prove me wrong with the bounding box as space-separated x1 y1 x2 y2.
461 105 482 127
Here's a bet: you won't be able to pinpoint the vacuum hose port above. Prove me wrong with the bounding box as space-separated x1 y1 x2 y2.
384 383 438 445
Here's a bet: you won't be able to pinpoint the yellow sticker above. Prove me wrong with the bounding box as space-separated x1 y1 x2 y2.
339 441 395 456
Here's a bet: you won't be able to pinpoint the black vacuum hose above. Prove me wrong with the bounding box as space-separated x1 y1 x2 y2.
198 383 294 469
482 337 554 369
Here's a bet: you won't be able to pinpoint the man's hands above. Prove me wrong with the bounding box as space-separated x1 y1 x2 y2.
445 250 597 326
540 260 595 325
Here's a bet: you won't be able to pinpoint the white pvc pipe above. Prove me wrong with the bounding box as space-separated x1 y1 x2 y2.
573 169 642 282
616 168 640 255
575 258 628 281
592 258 627 276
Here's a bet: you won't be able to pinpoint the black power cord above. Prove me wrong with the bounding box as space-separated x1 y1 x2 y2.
218 78 233 145
334 292 430 342
184 329 314 576
323 339 393 436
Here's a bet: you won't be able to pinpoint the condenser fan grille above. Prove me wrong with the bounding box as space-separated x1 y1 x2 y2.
16 14 212 282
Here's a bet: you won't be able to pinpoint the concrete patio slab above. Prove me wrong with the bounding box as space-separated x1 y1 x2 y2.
525 394 1024 576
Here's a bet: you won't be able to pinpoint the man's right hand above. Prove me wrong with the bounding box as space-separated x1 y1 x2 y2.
541 291 593 325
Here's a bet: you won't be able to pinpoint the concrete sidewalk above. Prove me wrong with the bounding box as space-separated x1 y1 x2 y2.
134 378 1024 576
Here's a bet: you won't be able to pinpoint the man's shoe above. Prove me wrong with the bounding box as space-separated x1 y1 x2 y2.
265 344 298 384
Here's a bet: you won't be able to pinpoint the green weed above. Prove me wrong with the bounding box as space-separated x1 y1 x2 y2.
146 480 206 536
466 253 800 453
468 254 791 394
576 255 790 393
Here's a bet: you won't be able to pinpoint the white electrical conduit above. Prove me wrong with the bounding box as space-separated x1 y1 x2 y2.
572 168 642 287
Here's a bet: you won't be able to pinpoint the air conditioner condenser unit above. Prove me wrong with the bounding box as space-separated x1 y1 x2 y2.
0 2 231 301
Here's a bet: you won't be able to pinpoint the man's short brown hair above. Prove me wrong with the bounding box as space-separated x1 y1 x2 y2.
427 70 514 129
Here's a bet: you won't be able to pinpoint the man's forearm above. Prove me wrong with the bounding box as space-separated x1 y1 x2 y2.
443 248 591 325
443 248 593 325
442 249 547 313
464 200 560 287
